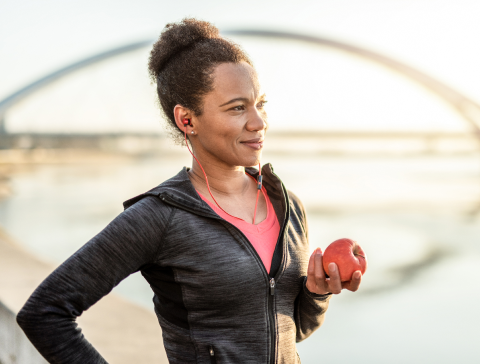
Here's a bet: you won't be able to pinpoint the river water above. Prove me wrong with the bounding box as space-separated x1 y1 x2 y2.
1 150 480 363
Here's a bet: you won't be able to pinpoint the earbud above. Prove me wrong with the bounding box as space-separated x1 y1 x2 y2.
183 118 191 127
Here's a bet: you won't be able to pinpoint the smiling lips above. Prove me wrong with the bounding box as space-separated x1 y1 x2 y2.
241 138 264 150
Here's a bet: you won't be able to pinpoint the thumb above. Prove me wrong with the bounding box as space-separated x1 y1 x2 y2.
306 248 322 290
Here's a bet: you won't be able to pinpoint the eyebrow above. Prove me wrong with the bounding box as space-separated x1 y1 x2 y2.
219 97 249 107
218 94 267 108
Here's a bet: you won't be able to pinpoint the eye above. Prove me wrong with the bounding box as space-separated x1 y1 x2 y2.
257 100 268 108
231 105 245 111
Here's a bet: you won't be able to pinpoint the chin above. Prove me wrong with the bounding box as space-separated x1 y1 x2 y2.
243 154 262 168
235 159 260 169
230 149 262 168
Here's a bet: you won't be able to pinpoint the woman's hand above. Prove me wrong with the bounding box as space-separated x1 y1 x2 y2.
306 248 362 295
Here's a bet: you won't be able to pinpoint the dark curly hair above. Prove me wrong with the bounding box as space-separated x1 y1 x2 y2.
148 18 253 144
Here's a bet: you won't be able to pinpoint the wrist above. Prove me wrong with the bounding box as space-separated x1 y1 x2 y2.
305 280 316 293
305 278 330 296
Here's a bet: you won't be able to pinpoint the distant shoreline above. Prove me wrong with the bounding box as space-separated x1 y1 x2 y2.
1 130 479 156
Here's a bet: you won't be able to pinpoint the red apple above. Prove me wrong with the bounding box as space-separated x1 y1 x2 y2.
322 238 367 282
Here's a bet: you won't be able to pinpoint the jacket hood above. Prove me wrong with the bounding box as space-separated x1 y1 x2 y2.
123 163 288 224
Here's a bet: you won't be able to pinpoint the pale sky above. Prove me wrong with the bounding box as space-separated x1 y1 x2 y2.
2 0 480 133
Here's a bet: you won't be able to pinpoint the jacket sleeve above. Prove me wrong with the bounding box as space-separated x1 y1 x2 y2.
294 278 332 342
288 191 332 342
16 196 173 364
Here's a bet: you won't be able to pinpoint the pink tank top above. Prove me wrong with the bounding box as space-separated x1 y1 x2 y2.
196 187 280 273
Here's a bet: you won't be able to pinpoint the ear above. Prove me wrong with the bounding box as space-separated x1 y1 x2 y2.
173 104 194 133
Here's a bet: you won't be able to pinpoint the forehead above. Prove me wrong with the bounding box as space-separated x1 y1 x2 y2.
211 62 260 98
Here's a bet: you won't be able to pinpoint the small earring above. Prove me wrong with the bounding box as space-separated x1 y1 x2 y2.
191 131 194 134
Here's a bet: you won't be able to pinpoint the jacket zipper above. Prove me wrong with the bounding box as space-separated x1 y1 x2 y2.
160 180 290 364
268 277 276 364
267 214 288 364
209 345 217 364
267 181 290 364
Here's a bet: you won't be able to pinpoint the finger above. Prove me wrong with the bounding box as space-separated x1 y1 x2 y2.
305 250 317 292
343 270 362 292
327 263 342 294
313 249 327 291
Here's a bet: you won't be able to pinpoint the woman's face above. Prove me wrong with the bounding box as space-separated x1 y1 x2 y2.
191 61 267 168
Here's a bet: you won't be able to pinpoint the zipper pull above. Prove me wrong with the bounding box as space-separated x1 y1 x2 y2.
209 345 215 356
270 278 275 295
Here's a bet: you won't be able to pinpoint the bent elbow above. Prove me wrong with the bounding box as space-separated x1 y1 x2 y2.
16 303 36 333
16 294 52 336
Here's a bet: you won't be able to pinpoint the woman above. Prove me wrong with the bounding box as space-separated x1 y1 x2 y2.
17 18 362 364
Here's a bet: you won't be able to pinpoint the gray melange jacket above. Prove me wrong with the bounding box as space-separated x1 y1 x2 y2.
17 164 331 364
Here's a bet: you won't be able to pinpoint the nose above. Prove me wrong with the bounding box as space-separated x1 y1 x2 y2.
246 107 267 132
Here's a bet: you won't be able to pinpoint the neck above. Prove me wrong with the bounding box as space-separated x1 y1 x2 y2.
189 158 253 197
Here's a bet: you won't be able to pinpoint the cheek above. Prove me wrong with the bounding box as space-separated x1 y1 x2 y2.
211 125 242 153
204 114 243 142
218 120 242 139
197 116 238 152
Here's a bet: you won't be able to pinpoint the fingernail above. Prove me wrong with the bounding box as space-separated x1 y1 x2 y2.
329 262 336 272
354 271 361 279
315 248 322 255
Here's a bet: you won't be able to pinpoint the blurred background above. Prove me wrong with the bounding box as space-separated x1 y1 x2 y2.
1 0 480 363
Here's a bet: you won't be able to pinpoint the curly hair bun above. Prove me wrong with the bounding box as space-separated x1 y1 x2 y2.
148 18 252 144
148 18 221 79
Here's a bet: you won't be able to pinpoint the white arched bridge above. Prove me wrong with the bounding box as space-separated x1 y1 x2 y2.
1 29 480 145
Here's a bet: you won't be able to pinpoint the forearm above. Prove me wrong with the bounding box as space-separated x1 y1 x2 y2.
16 252 118 364
294 276 332 342
16 196 169 363
17 293 107 363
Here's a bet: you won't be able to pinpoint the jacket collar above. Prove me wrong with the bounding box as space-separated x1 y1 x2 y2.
123 163 288 226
